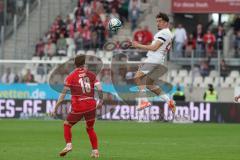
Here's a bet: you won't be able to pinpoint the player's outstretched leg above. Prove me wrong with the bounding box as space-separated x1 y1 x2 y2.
136 98 152 111
59 121 74 157
146 76 176 113
167 99 176 113
134 71 152 111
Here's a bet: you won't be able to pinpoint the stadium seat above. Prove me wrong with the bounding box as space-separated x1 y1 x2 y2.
203 77 214 87
221 82 229 88
66 38 74 46
52 56 61 61
140 57 147 61
189 70 201 77
166 74 171 82
173 76 183 84
105 51 113 60
77 50 85 55
67 43 76 57
235 78 240 87
101 57 109 63
224 77 234 87
214 77 224 87
42 56 50 61
229 70 239 79
25 64 34 69
170 70 178 79
60 56 69 62
193 76 203 87
209 70 219 78
184 77 192 87
86 50 95 56
221 77 234 88
32 56 40 61
225 76 234 83
32 69 37 75
172 80 181 86
35 75 47 83
178 70 188 77
97 51 104 58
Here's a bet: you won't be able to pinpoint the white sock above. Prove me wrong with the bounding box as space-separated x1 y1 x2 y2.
161 94 170 102
139 89 145 97
137 88 145 98
66 143 72 148
136 90 148 105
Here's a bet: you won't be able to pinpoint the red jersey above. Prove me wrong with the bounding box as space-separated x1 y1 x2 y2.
64 67 99 112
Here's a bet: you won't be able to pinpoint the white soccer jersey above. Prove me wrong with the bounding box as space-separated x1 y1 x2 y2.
145 28 173 64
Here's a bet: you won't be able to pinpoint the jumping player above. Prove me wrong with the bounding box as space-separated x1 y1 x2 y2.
131 12 176 112
51 55 103 158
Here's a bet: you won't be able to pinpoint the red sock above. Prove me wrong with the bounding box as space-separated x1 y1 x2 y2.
64 124 72 143
86 128 98 149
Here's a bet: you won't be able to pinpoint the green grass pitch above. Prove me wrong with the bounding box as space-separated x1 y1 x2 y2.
0 120 240 160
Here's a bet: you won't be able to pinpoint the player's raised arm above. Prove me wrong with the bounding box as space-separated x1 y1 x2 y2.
132 40 162 52
51 86 69 116
131 12 170 53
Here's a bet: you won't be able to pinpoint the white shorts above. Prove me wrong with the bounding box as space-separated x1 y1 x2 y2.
138 62 167 80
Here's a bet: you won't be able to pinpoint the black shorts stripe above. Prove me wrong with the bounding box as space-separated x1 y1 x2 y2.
158 37 166 41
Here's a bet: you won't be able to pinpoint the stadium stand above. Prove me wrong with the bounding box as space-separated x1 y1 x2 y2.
0 0 240 102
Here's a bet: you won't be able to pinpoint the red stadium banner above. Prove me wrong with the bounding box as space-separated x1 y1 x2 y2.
172 0 240 13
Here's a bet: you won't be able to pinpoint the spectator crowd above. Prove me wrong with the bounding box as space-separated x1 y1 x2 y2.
172 23 226 58
1 67 33 84
34 0 144 58
172 15 240 58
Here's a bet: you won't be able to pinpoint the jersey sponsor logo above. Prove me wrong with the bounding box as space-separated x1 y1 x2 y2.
100 102 210 122
0 99 239 123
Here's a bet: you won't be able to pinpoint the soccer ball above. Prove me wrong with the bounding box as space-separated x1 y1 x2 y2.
108 17 122 32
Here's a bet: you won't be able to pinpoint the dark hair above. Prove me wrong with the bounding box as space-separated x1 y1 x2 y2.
74 55 85 67
156 12 169 22
208 84 214 94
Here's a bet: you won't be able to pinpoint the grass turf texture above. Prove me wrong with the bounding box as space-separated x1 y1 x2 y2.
0 120 239 160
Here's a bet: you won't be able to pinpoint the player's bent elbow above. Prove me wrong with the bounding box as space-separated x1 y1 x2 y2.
150 47 158 52
150 46 158 52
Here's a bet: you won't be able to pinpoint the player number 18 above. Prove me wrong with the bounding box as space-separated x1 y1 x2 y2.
79 76 91 93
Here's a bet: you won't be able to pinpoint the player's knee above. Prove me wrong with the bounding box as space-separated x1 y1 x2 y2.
146 85 153 90
86 121 94 130
146 77 154 85
134 75 141 83
64 121 72 126
86 127 94 133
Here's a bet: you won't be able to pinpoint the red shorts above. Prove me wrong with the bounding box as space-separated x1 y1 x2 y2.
71 99 96 113
66 109 96 128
